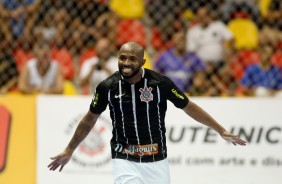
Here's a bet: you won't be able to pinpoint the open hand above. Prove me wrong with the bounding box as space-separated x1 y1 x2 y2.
48 151 72 172
220 131 247 146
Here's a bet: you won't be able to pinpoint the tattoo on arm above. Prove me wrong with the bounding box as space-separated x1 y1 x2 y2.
66 112 99 153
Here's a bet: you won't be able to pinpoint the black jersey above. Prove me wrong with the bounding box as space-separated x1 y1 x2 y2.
89 68 189 162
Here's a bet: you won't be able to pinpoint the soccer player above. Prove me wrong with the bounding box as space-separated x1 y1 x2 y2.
48 42 246 184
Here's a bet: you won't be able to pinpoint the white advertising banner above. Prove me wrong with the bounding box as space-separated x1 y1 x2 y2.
166 98 282 184
37 96 113 184
37 96 282 184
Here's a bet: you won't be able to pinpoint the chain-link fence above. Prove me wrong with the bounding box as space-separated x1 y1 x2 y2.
0 0 281 96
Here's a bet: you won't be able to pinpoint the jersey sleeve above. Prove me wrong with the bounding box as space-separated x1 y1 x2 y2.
161 76 189 109
89 81 108 114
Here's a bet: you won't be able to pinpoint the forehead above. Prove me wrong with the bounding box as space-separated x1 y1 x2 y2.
119 46 140 56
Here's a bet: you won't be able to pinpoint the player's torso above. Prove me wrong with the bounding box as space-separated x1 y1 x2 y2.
108 76 167 143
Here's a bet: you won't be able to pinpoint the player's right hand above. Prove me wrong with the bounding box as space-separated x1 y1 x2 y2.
48 150 72 172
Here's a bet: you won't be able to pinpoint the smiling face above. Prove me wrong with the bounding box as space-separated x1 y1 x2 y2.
118 42 145 82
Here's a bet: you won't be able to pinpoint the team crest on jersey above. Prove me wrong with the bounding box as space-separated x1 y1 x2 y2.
139 87 153 102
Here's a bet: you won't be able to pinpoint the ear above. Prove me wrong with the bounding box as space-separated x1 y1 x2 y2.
142 59 146 66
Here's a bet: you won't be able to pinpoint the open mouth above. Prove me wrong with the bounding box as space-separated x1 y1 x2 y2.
122 67 133 74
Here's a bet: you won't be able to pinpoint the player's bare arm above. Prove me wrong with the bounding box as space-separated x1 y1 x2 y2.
48 110 100 172
66 110 99 151
182 100 246 146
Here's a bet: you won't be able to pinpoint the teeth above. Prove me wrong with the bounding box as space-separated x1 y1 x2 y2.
123 68 132 73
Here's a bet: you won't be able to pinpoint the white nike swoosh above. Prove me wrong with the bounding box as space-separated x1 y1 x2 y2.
115 93 125 98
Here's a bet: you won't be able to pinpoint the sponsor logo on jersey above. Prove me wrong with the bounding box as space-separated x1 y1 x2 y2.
139 87 153 102
122 143 158 157
171 88 184 99
92 92 99 107
114 143 124 152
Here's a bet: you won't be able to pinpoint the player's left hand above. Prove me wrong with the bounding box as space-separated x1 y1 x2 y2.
220 131 247 146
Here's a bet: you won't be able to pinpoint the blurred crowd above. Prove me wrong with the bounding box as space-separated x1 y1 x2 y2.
0 0 282 97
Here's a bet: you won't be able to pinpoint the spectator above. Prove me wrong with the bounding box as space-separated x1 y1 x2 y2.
188 71 210 96
186 5 236 96
0 0 37 42
259 0 282 48
271 45 282 70
65 0 111 55
33 0 68 46
0 5 12 42
95 11 118 47
215 62 238 96
186 0 225 18
0 33 18 93
154 31 206 92
147 0 186 50
189 62 237 96
186 5 234 70
186 0 215 12
79 38 118 94
264 0 282 31
229 49 260 80
241 45 282 97
18 42 64 94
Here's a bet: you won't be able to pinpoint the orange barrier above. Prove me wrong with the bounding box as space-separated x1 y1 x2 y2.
0 96 36 184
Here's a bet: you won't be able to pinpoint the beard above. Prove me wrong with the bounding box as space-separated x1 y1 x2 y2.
118 64 141 79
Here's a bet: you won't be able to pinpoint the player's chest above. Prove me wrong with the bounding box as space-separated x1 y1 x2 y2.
109 83 160 107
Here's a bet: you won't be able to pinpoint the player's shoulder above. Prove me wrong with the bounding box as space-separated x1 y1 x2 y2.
145 68 162 79
144 68 171 83
98 71 120 89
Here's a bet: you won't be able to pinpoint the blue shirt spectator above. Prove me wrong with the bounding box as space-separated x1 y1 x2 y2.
155 48 205 92
2 0 35 39
241 64 282 90
241 45 282 96
155 31 206 92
